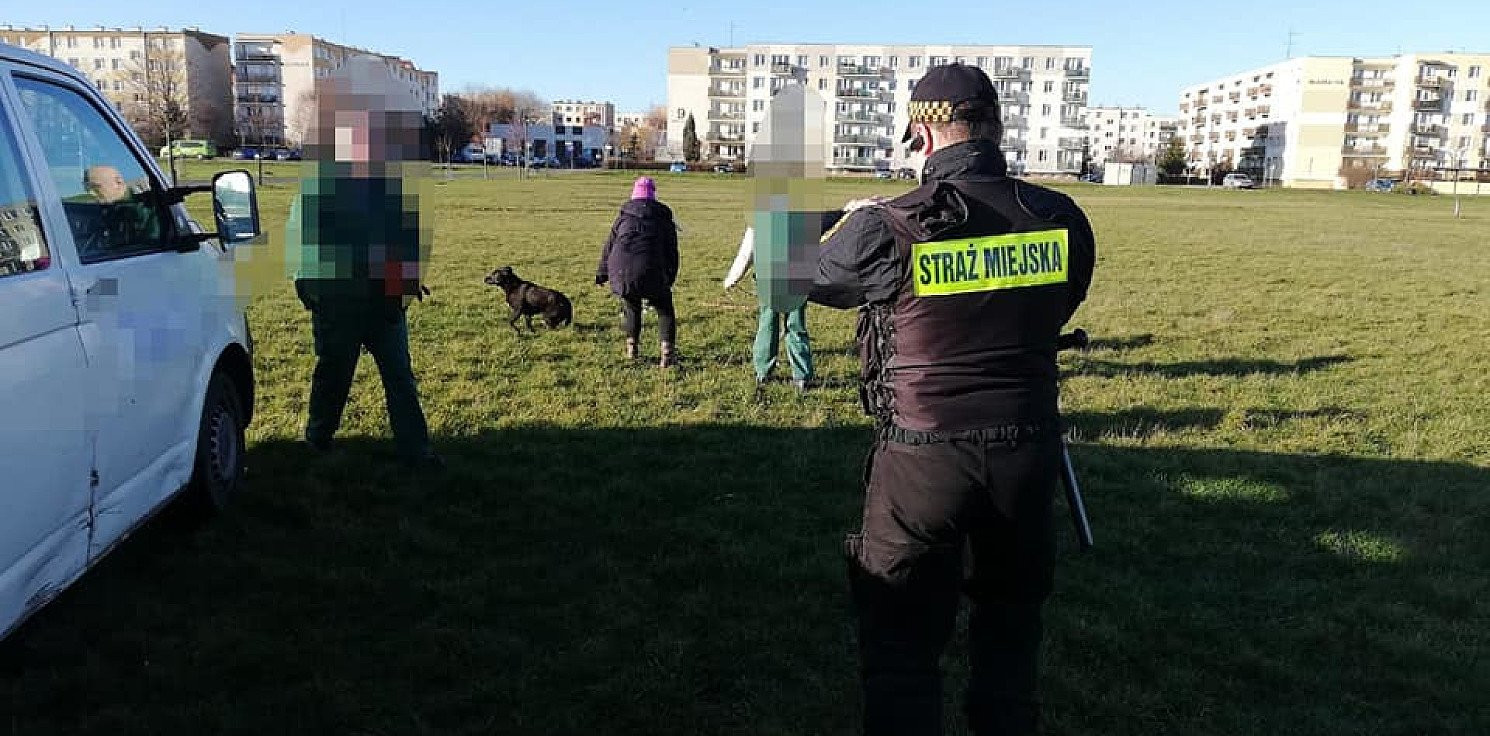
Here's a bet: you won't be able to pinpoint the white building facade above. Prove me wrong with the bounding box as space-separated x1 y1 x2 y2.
1084 107 1180 168
1179 53 1490 188
666 43 1092 175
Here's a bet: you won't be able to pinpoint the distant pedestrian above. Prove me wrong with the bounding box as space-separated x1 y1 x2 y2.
595 176 681 367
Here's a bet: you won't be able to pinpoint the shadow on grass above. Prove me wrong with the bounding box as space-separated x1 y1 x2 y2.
3 425 1486 736
1073 354 1352 379
1085 333 1156 352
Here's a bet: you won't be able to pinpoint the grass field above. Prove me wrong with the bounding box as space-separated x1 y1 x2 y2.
3 164 1488 735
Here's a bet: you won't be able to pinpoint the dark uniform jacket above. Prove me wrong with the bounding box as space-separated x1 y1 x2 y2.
809 139 1096 431
289 169 426 317
597 198 679 300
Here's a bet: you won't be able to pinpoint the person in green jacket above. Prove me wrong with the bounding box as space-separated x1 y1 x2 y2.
287 56 440 470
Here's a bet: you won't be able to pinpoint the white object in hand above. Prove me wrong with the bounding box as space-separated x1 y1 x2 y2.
723 226 754 289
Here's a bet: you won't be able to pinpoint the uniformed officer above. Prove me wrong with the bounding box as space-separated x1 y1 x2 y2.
808 63 1096 736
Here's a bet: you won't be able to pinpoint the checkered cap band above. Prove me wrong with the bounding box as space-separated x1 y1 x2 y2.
908 100 956 124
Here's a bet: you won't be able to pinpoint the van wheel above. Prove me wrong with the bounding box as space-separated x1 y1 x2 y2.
187 372 246 512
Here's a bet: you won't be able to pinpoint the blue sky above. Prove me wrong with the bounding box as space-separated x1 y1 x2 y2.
19 0 1490 113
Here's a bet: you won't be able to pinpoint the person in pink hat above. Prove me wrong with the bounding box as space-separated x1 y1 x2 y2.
595 176 681 367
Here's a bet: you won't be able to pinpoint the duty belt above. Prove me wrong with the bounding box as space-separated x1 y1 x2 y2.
876 419 1062 446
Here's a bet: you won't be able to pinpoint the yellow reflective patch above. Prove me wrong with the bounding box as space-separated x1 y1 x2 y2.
911 229 1069 297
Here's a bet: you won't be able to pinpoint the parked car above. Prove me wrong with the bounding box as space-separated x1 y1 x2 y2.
895 167 917 180
712 162 739 173
1222 173 1257 189
1365 178 1398 193
271 147 302 161
1079 173 1103 184
874 169 893 179
0 42 260 641
158 138 217 160
669 161 687 173
234 146 262 160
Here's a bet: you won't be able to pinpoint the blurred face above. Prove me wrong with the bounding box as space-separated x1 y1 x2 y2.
85 165 128 203
903 123 933 183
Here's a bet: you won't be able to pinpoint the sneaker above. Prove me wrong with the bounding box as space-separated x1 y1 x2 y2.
659 342 679 369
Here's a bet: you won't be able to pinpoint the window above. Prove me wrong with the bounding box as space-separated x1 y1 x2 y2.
0 108 52 277
129 49 139 60
92 59 104 70
753 54 765 66
1041 104 1052 116
67 58 79 68
929 56 948 66
889 56 898 68
1038 150 1048 162
1043 81 1054 93
752 122 760 133
820 55 829 67
909 56 922 68
111 37 121 49
753 77 763 89
65 37 78 48
1040 127 1048 140
753 100 765 111
866 56 880 68
1021 56 1034 69
819 78 827 90
797 55 808 67
1468 90 1479 102
976 56 987 68
908 80 916 91
15 77 175 264
1464 114 1475 126
1469 66 1482 78
954 56 965 65
1046 57 1057 70
772 54 790 65
111 58 121 70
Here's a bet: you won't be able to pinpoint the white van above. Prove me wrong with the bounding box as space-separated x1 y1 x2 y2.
1 44 259 640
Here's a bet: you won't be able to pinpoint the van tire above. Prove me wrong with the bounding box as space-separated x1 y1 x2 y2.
186 372 247 513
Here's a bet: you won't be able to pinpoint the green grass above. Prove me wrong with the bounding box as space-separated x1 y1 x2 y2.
4 166 1488 735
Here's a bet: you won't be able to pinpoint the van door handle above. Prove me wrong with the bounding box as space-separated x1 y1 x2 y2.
81 278 118 296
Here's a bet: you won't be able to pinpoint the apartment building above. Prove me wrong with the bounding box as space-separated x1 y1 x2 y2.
1179 53 1490 188
233 33 438 147
666 44 1092 175
0 24 233 146
1084 107 1180 167
553 100 615 131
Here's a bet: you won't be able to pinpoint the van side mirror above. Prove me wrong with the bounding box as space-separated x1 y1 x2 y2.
211 170 260 245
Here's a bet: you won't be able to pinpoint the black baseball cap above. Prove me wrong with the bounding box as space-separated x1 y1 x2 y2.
902 63 1002 143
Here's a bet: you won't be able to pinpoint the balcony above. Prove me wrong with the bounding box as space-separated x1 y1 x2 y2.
1342 145 1388 156
992 67 1029 79
1411 124 1446 137
706 132 746 143
1057 137 1085 150
1416 76 1447 88
711 65 746 76
235 93 280 104
1001 114 1028 129
1060 116 1087 129
1000 91 1030 106
836 88 887 101
771 62 803 76
835 133 888 145
1412 98 1444 112
836 111 883 123
708 109 744 121
1355 76 1395 88
1064 67 1090 79
837 65 886 78
831 156 880 169
708 87 744 98
1062 91 1088 105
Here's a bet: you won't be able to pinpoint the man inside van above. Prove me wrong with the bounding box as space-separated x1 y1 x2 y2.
78 164 162 255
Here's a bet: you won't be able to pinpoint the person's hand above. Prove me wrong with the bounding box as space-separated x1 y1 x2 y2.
843 196 889 213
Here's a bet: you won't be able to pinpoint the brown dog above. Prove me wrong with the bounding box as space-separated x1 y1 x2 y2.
484 266 573 334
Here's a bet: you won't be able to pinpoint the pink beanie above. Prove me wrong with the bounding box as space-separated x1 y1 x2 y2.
630 176 656 200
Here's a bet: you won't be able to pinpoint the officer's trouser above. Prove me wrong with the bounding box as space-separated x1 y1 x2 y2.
753 304 813 381
847 434 1059 736
305 300 432 460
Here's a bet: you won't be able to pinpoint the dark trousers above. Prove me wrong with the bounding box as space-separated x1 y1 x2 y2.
847 434 1060 736
620 291 676 344
305 302 432 459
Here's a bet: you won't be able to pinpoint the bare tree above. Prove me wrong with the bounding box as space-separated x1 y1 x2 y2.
455 86 546 130
115 45 194 181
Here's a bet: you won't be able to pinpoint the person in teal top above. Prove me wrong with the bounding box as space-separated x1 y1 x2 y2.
287 56 439 470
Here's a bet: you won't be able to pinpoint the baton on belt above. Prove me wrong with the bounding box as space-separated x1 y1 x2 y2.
1056 329 1094 551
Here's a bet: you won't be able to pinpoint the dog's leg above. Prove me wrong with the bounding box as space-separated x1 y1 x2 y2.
526 314 536 332
510 309 523 336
